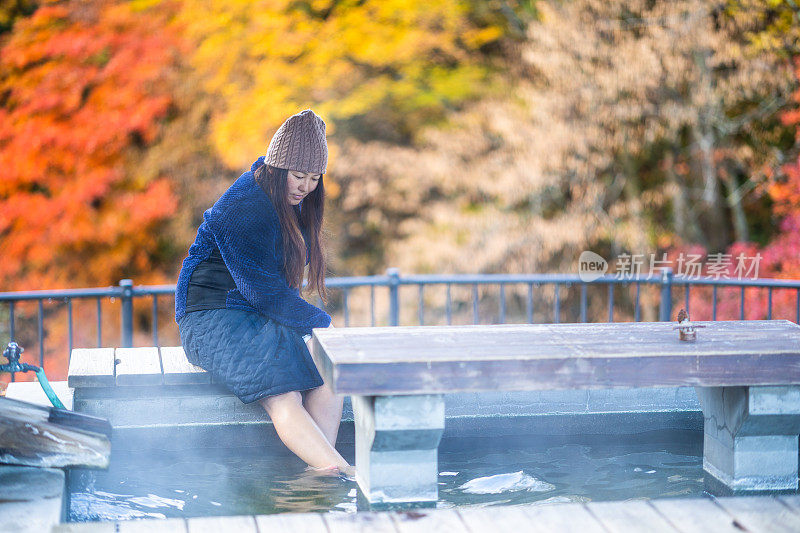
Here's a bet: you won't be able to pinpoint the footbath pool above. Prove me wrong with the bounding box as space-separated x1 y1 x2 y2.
66 414 705 522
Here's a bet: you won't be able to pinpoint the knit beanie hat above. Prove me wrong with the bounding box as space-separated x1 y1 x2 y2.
264 109 328 174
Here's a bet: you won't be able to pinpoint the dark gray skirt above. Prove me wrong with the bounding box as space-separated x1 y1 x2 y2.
178 309 324 404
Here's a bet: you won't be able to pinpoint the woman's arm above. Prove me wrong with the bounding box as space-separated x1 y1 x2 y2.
209 200 331 335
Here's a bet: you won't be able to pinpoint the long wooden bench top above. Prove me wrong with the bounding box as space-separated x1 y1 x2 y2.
309 320 800 395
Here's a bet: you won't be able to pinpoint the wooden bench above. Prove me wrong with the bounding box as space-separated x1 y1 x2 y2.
67 347 275 441
309 320 800 504
68 346 209 388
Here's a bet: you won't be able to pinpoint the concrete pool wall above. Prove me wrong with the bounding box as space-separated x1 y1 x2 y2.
6 380 701 444
67 383 702 451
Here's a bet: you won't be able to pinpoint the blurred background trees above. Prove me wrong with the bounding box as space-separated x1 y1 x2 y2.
0 0 184 290
1 0 799 377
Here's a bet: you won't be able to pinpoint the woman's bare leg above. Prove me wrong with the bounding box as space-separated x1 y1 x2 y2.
303 381 344 445
259 391 349 470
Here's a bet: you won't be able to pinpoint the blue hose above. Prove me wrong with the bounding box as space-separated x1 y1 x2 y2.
35 367 66 409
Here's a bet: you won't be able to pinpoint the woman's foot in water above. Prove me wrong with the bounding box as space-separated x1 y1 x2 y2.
304 464 341 475
338 465 356 481
304 464 356 479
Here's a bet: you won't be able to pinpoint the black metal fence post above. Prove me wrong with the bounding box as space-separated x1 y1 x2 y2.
658 268 673 322
387 268 400 326
120 279 134 347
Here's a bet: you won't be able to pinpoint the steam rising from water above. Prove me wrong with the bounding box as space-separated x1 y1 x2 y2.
67 428 703 521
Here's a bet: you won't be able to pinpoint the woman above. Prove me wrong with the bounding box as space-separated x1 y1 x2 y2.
174 109 350 474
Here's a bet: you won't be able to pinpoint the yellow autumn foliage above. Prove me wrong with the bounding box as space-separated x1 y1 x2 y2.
175 0 514 168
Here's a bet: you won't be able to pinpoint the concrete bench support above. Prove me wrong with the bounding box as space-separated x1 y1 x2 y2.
352 394 445 504
696 385 800 492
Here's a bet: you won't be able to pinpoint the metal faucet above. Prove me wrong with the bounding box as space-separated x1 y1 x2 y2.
1 342 39 373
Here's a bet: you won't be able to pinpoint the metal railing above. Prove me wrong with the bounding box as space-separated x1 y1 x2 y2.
2 268 799 380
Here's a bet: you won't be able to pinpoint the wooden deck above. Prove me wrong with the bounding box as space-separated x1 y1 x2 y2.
310 320 800 395
51 494 800 532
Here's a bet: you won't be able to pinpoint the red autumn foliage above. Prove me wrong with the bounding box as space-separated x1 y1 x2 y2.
669 57 800 323
763 57 800 282
0 0 185 382
0 0 182 292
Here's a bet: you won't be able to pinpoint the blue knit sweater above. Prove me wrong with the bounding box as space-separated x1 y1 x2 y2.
174 157 331 335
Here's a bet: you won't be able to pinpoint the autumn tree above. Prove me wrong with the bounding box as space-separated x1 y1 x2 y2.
762 55 800 281
665 2 800 321
0 0 188 381
175 0 533 169
0 0 184 291
0 0 37 33
324 0 799 324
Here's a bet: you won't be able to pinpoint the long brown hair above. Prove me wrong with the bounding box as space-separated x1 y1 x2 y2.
253 164 327 301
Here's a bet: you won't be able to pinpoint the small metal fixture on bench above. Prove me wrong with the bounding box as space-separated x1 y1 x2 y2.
672 308 705 341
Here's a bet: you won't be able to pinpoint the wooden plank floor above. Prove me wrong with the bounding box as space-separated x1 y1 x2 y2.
51 494 800 532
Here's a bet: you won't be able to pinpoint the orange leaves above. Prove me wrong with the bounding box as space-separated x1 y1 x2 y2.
780 58 800 136
117 177 177 229
769 162 800 218
0 0 183 291
738 55 800 289
771 57 800 220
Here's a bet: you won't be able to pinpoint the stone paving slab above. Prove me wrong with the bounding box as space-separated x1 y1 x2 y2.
5 381 74 410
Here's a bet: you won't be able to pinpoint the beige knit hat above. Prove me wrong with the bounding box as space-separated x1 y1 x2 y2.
265 109 328 174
